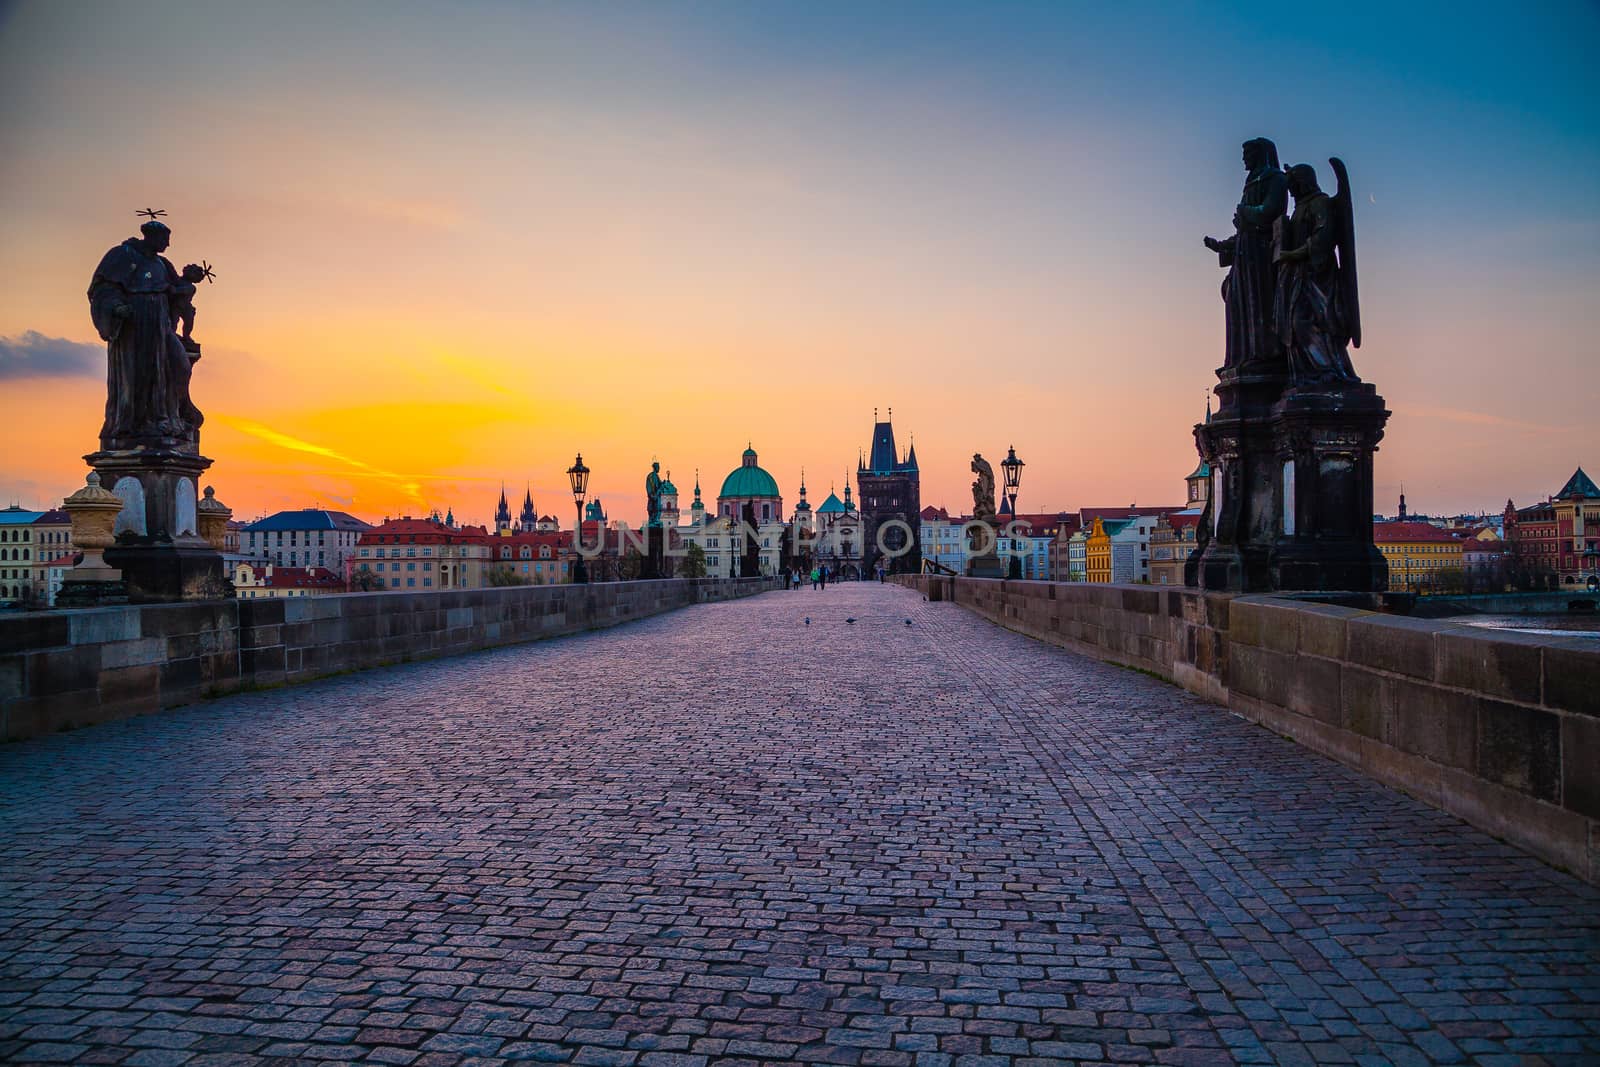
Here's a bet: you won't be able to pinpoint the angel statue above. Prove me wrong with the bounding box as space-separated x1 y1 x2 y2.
970 453 996 521
1273 159 1362 384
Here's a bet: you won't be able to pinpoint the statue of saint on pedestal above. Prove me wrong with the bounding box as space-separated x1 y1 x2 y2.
645 462 663 527
1203 138 1288 375
970 453 996 522
87 219 211 449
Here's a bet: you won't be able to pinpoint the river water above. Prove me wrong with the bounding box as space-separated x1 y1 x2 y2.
1444 614 1600 639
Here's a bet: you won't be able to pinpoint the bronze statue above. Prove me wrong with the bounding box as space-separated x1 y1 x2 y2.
970 453 996 520
87 218 206 448
1274 160 1361 384
1204 138 1288 373
645 462 663 526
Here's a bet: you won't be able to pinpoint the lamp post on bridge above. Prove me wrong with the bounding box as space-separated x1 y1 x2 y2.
567 453 590 584
1001 446 1024 579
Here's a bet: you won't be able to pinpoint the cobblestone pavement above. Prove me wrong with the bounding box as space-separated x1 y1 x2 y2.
3 584 1598 1066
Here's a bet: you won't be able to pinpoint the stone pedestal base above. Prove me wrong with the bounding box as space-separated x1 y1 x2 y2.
102 543 230 604
1191 371 1287 593
1271 383 1390 593
87 446 231 602
966 553 1005 578
640 527 664 580
57 577 129 608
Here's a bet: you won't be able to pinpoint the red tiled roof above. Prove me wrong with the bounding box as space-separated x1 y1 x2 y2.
1372 521 1461 544
359 517 491 545
920 505 951 521
244 565 345 589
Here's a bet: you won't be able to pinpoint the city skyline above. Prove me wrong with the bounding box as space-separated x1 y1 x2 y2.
2 2 1596 519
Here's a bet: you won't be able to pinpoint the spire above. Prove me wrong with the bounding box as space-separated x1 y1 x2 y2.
799 467 807 497
495 482 511 530
693 468 702 502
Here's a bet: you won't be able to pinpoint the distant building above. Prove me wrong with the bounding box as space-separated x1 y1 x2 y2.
485 529 572 585
233 562 345 599
1003 512 1075 580
920 506 965 575
30 509 73 607
1373 521 1463 593
857 414 921 575
1551 467 1600 587
1145 462 1209 587
810 481 863 579
0 506 43 606
1064 529 1089 582
352 516 494 591
1148 513 1201 587
1082 510 1167 584
242 509 373 575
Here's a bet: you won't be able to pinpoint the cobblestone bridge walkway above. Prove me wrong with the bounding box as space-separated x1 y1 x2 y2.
3 584 1598 1066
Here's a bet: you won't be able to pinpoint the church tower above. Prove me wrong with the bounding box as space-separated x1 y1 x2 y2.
494 484 512 535
519 487 537 533
857 409 921 575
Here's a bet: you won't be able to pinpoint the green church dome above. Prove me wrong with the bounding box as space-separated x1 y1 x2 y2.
719 446 780 499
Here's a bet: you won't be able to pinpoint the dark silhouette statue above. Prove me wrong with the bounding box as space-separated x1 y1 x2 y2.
1274 160 1362 384
1204 138 1288 374
87 219 207 449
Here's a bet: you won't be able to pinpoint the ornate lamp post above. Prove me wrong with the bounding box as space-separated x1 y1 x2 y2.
567 453 590 584
1001 446 1024 515
1001 446 1025 578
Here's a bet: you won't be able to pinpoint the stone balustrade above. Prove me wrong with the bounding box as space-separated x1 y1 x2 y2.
0 577 781 741
898 574 1600 884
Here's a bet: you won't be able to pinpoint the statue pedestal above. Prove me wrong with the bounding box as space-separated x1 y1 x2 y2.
641 526 664 580
87 446 231 603
1190 371 1286 593
1270 383 1390 592
966 553 1005 578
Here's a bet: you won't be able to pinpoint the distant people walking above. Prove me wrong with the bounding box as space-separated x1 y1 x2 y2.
810 566 820 591
820 566 828 590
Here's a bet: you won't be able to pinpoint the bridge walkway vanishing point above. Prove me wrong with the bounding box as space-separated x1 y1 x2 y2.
1 583 1597 1066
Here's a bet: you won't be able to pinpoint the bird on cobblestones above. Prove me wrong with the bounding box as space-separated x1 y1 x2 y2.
804 616 810 625
846 617 857 624
905 619 912 625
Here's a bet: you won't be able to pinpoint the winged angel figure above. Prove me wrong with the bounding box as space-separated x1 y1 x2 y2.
1272 158 1362 384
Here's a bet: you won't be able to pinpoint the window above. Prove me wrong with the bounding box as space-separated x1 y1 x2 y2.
407 578 415 587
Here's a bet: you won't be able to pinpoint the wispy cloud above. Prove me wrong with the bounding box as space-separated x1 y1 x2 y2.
217 416 424 504
1401 405 1565 434
0 331 101 380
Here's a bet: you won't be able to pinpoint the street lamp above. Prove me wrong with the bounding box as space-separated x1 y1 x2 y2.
567 453 590 583
1001 446 1024 578
1001 445 1024 514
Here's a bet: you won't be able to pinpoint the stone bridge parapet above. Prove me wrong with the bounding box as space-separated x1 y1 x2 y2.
0 577 782 742
900 574 1600 883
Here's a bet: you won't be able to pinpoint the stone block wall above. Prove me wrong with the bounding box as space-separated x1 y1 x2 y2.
1 577 779 742
901 575 1600 884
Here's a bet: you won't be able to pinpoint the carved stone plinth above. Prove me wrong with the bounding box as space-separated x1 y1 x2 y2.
966 553 1005 579
641 526 664 580
1190 371 1287 593
87 446 230 603
1270 383 1390 592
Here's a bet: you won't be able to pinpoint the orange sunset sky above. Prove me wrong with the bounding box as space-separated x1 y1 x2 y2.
2 2 1596 526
